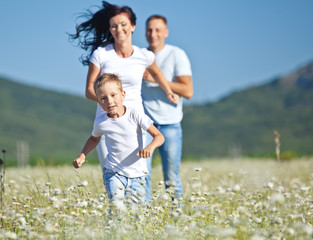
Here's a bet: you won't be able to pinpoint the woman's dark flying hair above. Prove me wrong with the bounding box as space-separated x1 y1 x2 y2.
69 1 136 65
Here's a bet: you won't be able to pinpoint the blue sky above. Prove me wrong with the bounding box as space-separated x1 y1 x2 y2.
1 0 313 104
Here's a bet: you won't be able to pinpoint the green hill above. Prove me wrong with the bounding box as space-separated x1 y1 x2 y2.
182 61 313 158
1 61 313 165
0 78 97 165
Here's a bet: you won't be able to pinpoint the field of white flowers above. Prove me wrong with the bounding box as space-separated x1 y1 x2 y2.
1 158 313 239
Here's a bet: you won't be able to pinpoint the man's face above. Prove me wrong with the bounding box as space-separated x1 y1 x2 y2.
146 19 168 52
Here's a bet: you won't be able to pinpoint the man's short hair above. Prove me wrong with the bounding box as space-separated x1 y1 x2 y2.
146 15 167 26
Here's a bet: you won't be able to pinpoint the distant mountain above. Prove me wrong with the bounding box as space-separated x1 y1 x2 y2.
182 61 313 158
1 61 312 165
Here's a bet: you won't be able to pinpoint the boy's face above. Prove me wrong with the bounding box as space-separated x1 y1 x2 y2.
96 82 126 118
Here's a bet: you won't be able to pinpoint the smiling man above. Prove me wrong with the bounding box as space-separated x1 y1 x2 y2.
142 15 193 204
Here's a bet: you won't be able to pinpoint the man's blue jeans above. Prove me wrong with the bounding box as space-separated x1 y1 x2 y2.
145 123 183 202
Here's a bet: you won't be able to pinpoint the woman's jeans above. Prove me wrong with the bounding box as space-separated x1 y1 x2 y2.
103 168 146 211
145 123 183 202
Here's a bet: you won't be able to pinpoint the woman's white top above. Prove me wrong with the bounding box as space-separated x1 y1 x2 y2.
90 43 155 116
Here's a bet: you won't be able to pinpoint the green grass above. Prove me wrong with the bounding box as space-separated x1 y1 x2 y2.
1 158 313 239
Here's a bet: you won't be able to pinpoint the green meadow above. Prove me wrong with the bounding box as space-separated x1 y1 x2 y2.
1 158 312 239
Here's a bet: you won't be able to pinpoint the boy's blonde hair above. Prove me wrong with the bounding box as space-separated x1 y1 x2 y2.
94 73 123 95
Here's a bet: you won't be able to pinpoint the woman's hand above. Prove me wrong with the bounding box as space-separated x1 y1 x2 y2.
168 93 180 104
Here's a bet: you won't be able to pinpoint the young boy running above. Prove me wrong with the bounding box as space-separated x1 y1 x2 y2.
73 73 164 211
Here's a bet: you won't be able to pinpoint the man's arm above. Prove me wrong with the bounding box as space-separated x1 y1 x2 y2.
168 75 193 99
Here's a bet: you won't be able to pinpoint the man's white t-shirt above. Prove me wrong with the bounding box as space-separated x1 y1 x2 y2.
90 44 155 116
142 44 192 124
92 106 153 178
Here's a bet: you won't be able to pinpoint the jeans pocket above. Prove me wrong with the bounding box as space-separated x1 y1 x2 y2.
104 168 116 178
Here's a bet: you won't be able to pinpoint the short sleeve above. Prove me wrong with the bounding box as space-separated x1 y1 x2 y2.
89 48 101 68
130 108 153 131
91 117 103 137
175 48 192 76
142 48 155 68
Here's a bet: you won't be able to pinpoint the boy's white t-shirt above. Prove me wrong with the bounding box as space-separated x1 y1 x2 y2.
90 43 155 116
92 106 153 178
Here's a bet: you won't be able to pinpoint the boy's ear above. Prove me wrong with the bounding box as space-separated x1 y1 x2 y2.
122 90 126 100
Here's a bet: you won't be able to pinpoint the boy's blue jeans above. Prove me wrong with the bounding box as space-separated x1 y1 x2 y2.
145 123 183 202
103 168 146 211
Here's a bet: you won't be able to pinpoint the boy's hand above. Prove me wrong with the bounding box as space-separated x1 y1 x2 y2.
167 93 180 104
73 154 86 168
137 147 153 158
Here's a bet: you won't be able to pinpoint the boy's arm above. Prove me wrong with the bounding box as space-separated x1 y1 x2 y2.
73 135 101 168
137 124 164 158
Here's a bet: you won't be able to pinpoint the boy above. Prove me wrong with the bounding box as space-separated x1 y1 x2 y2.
73 73 164 211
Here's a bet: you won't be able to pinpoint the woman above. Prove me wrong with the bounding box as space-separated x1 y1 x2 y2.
70 1 179 171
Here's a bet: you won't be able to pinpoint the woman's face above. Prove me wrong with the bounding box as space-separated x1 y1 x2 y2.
109 13 135 44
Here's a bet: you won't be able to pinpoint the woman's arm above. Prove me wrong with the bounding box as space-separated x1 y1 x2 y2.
146 61 180 104
85 62 101 102
143 71 193 100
